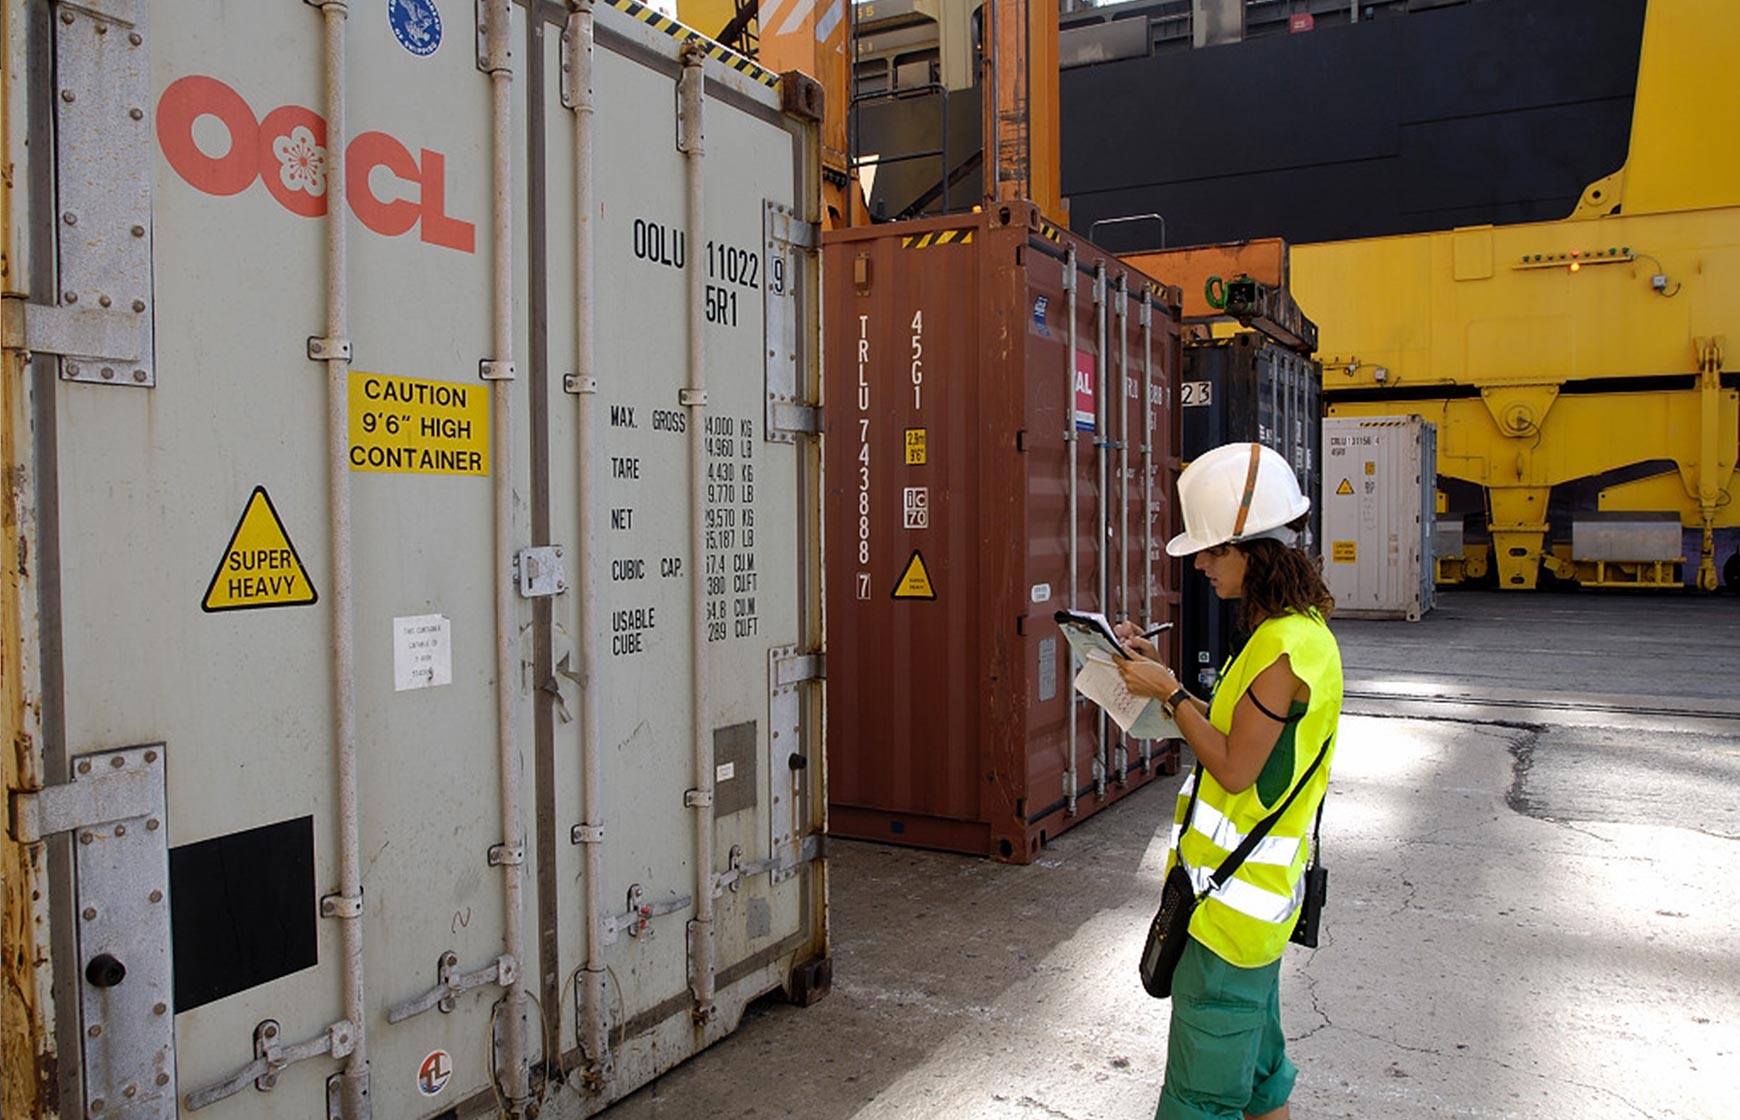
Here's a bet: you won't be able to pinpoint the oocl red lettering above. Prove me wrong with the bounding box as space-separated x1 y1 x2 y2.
157 75 475 254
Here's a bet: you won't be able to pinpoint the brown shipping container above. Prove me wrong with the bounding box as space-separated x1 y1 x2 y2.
823 203 1185 862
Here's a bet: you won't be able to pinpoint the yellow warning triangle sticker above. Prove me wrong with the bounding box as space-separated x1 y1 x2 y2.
1336 478 1354 496
201 487 319 612
890 550 937 600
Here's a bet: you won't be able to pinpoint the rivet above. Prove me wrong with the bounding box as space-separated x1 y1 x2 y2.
129 108 143 121
133 370 148 383
78 760 92 774
63 291 77 303
110 756 125 768
88 1024 102 1038
144 750 158 763
59 9 72 22
129 32 141 45
62 212 77 226
91 1098 105 1113
96 22 107 34
79 831 94 845
82 907 96 920
98 295 111 308
264 1024 278 1038
146 818 159 831
60 89 74 103
122 1085 136 1099
113 823 126 836
132 299 146 312
148 889 162 903
65 361 82 377
100 367 114 380
153 1002 166 1016
155 1074 169 1087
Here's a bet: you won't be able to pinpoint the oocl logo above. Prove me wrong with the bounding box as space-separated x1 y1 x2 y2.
156 75 475 254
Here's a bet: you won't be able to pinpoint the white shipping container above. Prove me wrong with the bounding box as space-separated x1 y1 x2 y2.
0 3 826 1119
1322 416 1437 621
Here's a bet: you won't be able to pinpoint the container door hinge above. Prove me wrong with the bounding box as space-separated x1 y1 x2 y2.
11 746 175 1119
563 374 598 395
764 200 819 444
514 546 567 597
569 823 604 845
488 841 526 866
679 387 707 407
386 950 518 1023
770 649 824 688
683 789 713 809
37 1 155 388
602 882 692 945
306 335 351 362
182 1018 356 1111
479 358 516 381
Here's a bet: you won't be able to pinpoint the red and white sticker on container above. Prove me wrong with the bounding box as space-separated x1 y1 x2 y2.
1074 351 1097 432
417 1049 452 1097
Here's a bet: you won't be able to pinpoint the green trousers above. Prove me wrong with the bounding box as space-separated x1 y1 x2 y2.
1155 936 1296 1119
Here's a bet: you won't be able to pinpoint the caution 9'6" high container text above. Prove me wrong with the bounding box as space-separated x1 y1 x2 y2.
823 204 1184 863
0 3 827 1118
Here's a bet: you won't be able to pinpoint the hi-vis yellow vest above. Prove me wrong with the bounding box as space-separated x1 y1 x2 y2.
1165 609 1342 968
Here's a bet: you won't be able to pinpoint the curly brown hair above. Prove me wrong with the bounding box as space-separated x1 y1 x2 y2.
1232 536 1335 632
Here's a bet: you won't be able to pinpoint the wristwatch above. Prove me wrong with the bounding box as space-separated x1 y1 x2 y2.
1162 687 1192 718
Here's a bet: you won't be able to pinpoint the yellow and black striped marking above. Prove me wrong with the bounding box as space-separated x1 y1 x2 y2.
1037 219 1064 244
901 229 975 249
605 0 780 88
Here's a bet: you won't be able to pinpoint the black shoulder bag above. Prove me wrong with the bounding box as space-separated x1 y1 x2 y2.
1138 740 1331 999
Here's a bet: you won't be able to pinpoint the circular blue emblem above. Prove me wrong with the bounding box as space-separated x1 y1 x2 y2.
389 0 443 57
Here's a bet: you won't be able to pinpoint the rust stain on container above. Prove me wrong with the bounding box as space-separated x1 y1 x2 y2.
824 203 1185 862
2 338 57 1116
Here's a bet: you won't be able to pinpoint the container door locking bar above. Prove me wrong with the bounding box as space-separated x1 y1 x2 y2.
9 745 175 1119
183 1018 357 1112
387 950 520 1023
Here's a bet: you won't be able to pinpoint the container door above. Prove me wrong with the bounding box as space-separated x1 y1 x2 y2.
2 3 824 1118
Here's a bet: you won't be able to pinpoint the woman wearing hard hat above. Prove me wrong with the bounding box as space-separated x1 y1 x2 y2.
1115 442 1343 1120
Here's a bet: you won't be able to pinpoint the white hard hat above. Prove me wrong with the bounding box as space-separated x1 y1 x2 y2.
1166 442 1311 557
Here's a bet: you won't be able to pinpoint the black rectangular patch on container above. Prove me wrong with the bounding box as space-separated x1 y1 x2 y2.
170 815 317 1012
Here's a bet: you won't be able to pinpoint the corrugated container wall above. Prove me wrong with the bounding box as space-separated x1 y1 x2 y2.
1177 333 1322 693
1322 416 1438 620
823 204 1185 862
0 4 827 1118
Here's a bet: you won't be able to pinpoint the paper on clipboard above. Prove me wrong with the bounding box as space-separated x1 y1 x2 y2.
1074 654 1181 740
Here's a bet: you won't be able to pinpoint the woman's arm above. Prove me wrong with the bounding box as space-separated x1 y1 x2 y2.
1119 654 1305 794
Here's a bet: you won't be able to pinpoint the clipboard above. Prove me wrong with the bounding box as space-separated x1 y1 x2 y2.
1053 609 1129 660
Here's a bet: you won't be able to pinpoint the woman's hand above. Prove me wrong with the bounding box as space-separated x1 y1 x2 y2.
1118 656 1179 700
1112 620 1160 662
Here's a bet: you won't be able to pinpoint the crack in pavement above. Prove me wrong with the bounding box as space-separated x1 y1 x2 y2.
1322 1021 1662 1120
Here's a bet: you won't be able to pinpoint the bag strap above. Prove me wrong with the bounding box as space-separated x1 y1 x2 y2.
1204 735 1331 893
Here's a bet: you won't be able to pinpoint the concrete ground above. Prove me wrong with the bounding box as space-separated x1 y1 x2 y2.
598 590 1740 1120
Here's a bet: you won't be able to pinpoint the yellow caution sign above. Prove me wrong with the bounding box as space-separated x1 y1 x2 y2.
1332 541 1358 564
1335 478 1354 496
1364 461 1376 476
905 427 927 465
891 550 937 600
202 487 319 612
